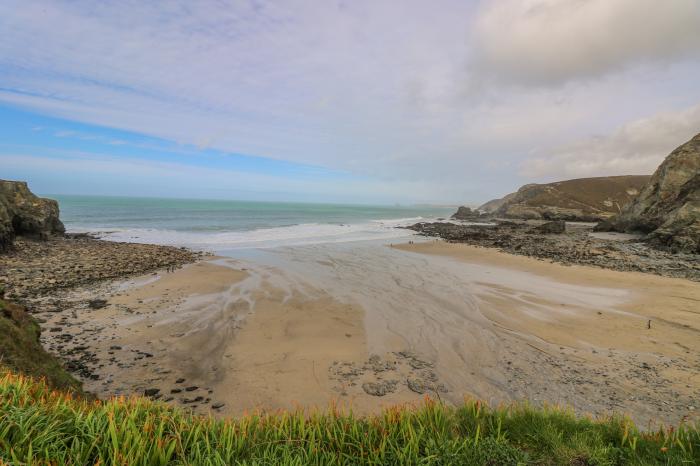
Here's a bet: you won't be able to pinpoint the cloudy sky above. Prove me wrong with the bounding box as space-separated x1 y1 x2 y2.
1 0 699 204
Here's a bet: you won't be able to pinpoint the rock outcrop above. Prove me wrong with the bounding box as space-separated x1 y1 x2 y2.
451 206 481 220
597 134 700 253
477 192 518 214
478 176 650 222
0 180 65 251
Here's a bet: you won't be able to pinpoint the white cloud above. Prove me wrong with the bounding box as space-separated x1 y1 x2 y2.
0 0 699 202
471 0 700 86
520 103 700 179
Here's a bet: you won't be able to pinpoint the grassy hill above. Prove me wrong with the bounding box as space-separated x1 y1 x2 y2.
479 175 650 221
0 298 83 394
0 369 697 465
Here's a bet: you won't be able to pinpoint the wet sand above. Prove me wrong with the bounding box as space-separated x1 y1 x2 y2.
37 240 700 425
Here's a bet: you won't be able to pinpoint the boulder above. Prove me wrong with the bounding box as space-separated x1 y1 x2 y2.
534 220 566 234
0 180 65 252
599 134 700 253
451 206 478 220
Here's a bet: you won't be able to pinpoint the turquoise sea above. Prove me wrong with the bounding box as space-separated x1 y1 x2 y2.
53 195 455 249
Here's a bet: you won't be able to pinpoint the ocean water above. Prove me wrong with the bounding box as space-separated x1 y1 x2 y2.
54 195 454 249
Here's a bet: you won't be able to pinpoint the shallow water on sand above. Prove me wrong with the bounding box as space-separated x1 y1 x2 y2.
52 235 698 425
219 240 636 406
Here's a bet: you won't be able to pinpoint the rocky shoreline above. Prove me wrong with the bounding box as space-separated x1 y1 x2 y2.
407 220 700 282
0 235 208 390
0 235 206 304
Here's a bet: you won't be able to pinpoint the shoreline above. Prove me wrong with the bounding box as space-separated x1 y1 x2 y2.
407 220 700 282
3 233 699 426
396 240 700 421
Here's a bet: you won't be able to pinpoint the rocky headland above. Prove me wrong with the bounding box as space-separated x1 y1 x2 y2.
596 133 700 254
436 134 699 278
477 175 650 222
0 180 65 252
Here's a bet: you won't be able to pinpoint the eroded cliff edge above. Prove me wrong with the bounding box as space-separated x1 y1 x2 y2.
0 180 65 251
597 133 700 253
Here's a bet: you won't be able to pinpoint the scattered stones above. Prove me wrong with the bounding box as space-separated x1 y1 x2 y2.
362 380 398 397
183 396 204 404
330 352 446 400
365 354 394 372
0 236 203 303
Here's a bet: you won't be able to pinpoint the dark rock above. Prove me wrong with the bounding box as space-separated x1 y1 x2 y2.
185 386 198 392
451 206 478 220
175 378 185 383
212 402 225 409
534 220 566 234
600 133 700 253
0 180 65 252
407 220 699 281
593 219 614 232
88 299 108 309
144 388 160 397
171 388 182 393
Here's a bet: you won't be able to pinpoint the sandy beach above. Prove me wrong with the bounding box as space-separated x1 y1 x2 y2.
31 238 699 427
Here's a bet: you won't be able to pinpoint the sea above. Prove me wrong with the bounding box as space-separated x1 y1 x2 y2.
54 195 455 250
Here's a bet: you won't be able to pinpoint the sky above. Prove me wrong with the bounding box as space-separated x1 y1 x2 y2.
1 0 699 205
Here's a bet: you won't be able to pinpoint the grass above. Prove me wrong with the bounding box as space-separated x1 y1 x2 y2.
0 370 698 465
0 299 83 394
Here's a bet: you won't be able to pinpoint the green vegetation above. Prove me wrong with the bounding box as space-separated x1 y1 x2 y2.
1 370 698 465
0 299 83 394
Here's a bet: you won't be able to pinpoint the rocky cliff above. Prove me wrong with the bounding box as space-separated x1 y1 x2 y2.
0 180 65 252
477 175 650 221
597 133 700 253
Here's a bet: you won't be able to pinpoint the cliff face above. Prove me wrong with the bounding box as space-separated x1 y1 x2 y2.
600 134 700 253
0 180 65 251
478 175 650 221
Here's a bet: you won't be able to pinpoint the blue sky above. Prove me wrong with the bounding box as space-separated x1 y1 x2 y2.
1 0 699 204
0 105 367 202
